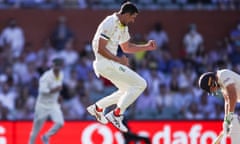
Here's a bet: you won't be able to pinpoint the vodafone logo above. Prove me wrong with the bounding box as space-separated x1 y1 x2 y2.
81 123 123 144
152 124 221 144
0 121 230 144
81 123 229 144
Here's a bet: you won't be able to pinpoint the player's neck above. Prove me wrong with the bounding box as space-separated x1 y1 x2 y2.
116 13 125 26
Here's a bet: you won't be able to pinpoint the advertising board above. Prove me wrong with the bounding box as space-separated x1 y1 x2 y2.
0 121 230 144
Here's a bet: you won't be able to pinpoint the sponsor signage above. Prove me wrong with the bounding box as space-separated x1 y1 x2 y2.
0 121 230 144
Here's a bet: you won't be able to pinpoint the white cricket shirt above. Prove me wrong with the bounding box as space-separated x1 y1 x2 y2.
92 13 130 61
217 69 240 102
36 69 64 107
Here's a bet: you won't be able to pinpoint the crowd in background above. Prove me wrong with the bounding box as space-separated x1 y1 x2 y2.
0 0 239 10
0 13 240 121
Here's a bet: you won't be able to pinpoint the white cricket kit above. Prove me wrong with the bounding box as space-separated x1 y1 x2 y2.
92 13 130 62
29 69 64 144
91 13 147 113
217 69 240 102
35 69 64 122
217 69 240 144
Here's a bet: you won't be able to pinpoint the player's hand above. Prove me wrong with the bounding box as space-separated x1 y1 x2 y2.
148 40 157 50
119 55 129 66
222 112 234 135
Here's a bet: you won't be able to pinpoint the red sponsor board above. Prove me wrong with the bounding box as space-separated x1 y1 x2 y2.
0 122 13 144
0 121 231 144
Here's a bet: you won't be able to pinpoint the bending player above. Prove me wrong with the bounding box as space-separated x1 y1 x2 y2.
198 69 240 144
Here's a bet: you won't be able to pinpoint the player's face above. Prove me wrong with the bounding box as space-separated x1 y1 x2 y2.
209 80 219 93
124 13 138 25
53 63 63 71
210 85 218 93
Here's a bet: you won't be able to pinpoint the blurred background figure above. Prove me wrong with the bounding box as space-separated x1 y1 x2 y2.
183 23 204 60
230 20 240 48
146 22 169 50
50 16 74 51
0 18 25 58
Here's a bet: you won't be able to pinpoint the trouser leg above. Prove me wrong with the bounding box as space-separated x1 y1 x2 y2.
229 116 240 144
95 60 147 114
44 106 64 138
96 90 125 109
29 117 47 144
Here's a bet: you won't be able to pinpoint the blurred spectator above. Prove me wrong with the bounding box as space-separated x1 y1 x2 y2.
59 39 79 67
212 0 237 10
209 102 225 119
63 91 88 120
146 22 169 50
28 77 39 98
0 66 20 86
183 23 204 59
229 45 240 66
185 101 204 120
195 92 215 119
50 16 74 51
173 70 193 119
134 87 158 119
84 71 104 94
144 62 166 95
230 20 240 48
24 43 38 63
75 56 92 81
37 39 57 67
64 68 78 93
0 18 25 58
155 83 178 120
63 79 90 120
156 83 174 109
77 0 87 8
13 86 35 120
12 54 30 84
183 62 197 86
0 101 10 120
169 67 181 93
0 82 18 120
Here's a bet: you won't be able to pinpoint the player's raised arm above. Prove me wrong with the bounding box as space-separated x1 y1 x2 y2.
120 40 157 53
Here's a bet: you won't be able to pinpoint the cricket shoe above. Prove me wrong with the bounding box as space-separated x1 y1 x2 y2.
41 135 49 144
106 111 128 132
87 104 108 124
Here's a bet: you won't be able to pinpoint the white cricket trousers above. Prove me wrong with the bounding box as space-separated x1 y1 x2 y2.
229 115 240 144
93 59 147 114
29 103 64 144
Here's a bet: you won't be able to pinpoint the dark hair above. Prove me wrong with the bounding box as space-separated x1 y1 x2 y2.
119 1 138 15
